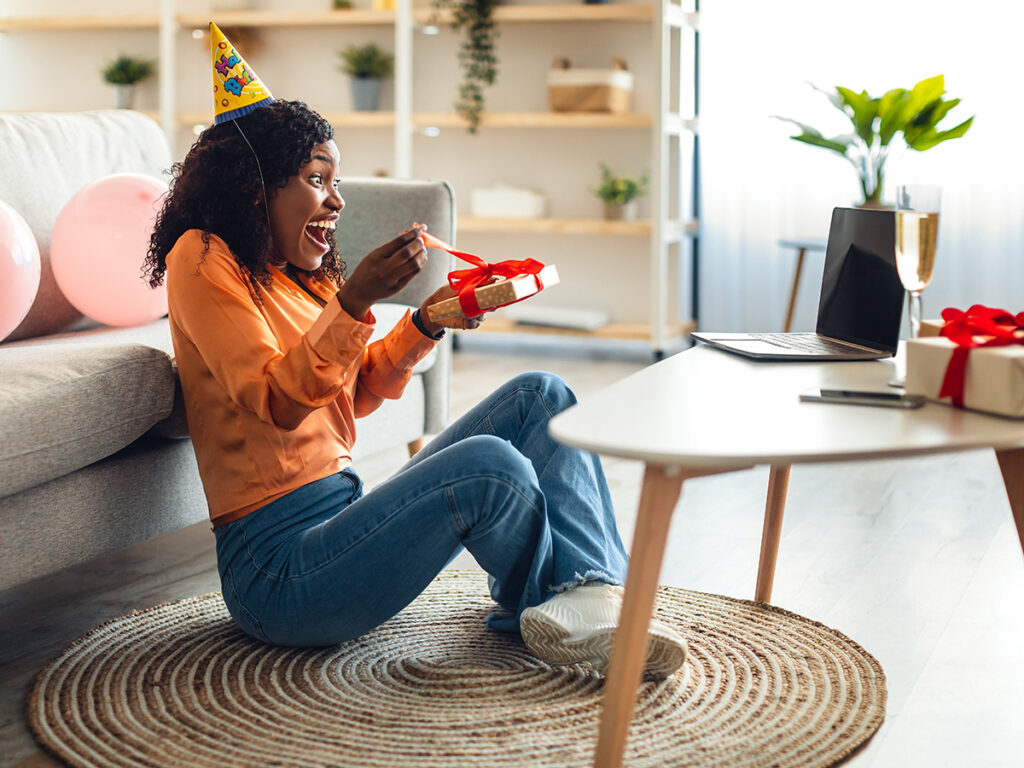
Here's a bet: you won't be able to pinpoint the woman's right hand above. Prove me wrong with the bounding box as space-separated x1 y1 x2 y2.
336 225 428 321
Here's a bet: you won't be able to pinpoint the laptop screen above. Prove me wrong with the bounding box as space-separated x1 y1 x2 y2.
815 207 905 354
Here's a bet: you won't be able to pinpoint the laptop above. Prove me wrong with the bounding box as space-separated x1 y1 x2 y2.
691 207 905 360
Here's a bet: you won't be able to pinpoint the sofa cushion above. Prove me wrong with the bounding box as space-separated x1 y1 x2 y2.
0 110 172 342
0 344 176 498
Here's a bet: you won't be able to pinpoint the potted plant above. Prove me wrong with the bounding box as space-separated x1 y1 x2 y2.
338 43 394 111
774 74 973 208
593 163 648 220
431 0 498 133
100 55 156 110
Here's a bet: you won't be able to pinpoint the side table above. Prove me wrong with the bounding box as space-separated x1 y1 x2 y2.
777 237 826 331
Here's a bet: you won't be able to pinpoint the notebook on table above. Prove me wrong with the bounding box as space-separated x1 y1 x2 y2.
692 207 905 360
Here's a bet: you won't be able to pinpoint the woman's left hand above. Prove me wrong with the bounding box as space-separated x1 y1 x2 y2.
419 284 488 332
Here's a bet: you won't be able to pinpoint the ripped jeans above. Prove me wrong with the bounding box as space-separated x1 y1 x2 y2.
213 371 629 646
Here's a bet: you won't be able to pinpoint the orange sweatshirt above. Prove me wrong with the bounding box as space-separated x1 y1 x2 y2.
166 230 438 526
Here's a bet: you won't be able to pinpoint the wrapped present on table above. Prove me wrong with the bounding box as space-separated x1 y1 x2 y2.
421 232 559 322
905 305 1024 418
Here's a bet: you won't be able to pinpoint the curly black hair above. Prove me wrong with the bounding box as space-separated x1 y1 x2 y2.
144 100 344 297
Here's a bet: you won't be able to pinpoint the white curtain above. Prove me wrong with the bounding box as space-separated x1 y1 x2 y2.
698 0 1024 334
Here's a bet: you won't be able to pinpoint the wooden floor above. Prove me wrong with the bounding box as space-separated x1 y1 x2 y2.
2 338 1023 767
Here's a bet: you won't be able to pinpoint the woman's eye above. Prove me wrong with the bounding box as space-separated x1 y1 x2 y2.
309 174 323 184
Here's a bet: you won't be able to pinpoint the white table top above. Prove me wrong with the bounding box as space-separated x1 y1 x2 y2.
549 344 1024 467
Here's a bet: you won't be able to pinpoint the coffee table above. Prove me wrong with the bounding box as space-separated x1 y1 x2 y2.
548 344 1024 768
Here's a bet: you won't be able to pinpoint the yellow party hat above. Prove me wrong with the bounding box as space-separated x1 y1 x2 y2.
210 22 273 124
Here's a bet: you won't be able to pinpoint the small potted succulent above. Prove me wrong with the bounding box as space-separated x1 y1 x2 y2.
592 163 649 220
338 43 394 111
100 55 156 110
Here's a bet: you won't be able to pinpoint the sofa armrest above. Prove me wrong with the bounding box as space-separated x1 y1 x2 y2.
336 178 455 435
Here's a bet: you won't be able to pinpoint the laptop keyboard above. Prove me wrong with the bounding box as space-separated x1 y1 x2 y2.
748 333 866 354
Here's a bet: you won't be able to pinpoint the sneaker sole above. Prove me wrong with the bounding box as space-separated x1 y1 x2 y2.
520 611 686 678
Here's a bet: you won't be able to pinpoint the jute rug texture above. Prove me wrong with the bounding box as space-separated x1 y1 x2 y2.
29 570 885 767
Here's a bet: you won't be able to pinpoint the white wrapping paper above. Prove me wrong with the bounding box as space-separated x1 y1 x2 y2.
905 337 1024 418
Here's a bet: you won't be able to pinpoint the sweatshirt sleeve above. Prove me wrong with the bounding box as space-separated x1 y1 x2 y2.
352 309 439 418
167 232 375 431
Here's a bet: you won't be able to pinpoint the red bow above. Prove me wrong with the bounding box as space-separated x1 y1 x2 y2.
938 305 1024 407
422 232 547 318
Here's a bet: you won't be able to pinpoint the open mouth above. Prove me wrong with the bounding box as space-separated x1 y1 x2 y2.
304 218 336 253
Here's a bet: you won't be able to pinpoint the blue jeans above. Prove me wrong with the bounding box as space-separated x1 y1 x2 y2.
214 371 629 646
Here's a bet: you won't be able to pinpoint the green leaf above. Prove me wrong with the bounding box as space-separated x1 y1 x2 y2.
907 116 974 151
877 88 907 145
901 75 946 123
792 134 853 155
836 87 877 144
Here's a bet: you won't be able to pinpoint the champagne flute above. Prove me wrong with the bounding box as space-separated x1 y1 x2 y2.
895 184 941 340
889 184 941 386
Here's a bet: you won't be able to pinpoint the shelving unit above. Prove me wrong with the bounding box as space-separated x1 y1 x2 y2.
1 1 699 357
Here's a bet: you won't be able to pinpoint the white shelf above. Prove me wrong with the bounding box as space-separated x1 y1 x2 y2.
0 15 159 31
176 10 396 28
459 217 698 237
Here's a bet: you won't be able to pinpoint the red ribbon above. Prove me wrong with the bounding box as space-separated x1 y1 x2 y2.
937 305 1024 407
421 232 547 318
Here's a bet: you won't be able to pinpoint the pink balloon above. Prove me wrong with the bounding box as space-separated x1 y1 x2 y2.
0 200 42 341
51 173 169 327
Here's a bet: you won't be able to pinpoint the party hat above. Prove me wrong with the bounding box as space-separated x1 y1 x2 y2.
210 22 273 124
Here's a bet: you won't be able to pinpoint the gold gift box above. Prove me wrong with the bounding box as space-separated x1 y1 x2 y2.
426 265 560 322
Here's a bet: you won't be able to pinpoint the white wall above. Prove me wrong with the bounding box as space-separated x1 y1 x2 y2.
700 0 1024 335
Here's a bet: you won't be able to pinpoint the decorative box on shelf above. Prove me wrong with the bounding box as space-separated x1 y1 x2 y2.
905 336 1024 419
470 184 547 218
547 57 634 114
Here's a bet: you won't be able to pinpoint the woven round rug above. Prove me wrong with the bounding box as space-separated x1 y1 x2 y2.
29 570 885 768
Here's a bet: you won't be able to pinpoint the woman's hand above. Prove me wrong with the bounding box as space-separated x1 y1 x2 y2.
418 284 488 333
336 225 428 321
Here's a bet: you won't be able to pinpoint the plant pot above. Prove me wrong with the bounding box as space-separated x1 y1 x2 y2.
855 199 894 211
112 84 136 109
603 200 637 221
351 79 383 111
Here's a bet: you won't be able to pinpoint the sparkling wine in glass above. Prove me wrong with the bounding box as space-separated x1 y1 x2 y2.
895 184 941 340
888 184 940 387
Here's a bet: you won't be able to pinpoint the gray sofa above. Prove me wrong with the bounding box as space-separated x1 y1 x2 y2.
0 110 453 591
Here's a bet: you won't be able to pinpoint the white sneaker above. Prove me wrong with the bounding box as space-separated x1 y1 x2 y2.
519 583 687 678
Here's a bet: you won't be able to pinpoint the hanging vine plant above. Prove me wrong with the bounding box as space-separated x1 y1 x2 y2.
431 0 498 133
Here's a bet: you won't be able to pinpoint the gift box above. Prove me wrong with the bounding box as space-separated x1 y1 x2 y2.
547 57 634 113
426 265 560 322
905 337 1024 418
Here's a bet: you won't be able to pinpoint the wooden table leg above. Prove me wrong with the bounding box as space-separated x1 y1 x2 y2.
594 463 685 768
755 464 791 603
995 447 1024 559
783 248 807 333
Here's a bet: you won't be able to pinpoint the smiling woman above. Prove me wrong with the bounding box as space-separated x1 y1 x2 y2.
138 24 687 681
265 141 343 274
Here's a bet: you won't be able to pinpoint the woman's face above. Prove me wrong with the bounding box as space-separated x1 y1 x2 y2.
267 140 344 272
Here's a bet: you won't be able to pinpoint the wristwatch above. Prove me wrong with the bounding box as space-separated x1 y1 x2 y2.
411 308 446 340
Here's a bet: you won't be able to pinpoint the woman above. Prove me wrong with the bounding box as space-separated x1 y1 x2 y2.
144 98 686 677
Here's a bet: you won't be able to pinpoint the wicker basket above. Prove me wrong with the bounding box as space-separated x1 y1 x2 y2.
547 57 634 113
